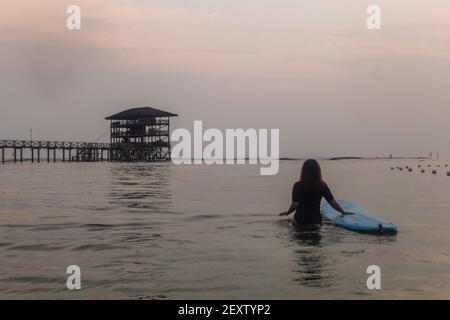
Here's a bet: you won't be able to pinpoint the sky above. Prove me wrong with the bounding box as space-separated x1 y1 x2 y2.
1 0 450 158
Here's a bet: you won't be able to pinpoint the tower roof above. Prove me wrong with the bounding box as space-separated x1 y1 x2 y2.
105 107 178 120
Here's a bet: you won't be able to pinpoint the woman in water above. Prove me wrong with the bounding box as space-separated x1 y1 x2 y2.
279 159 349 224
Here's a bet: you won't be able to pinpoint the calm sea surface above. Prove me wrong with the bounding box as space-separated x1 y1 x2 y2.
0 160 449 299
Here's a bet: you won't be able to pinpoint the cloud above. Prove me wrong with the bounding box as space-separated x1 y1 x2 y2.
207 12 220 19
0 0 351 78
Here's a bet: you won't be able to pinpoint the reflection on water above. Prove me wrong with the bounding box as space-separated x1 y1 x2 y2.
289 222 337 288
108 164 173 211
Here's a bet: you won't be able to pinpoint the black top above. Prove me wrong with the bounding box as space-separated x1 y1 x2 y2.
105 107 178 120
291 181 334 224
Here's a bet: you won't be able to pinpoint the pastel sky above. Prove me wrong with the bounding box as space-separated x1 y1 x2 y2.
1 0 450 157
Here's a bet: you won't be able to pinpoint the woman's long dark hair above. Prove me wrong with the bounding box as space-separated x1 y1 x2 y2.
300 159 323 188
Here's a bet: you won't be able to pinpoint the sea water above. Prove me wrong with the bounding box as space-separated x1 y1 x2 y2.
0 160 449 299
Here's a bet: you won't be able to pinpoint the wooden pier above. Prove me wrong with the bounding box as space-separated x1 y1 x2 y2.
0 140 111 163
1 107 177 164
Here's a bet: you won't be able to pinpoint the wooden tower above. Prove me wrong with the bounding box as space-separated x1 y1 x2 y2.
105 107 178 162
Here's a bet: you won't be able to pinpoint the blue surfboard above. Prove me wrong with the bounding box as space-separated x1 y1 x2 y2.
321 199 397 234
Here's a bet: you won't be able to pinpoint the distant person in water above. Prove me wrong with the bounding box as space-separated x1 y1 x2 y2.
279 159 349 225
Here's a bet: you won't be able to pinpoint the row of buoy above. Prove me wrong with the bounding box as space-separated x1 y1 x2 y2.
391 165 450 176
422 164 447 168
406 163 450 168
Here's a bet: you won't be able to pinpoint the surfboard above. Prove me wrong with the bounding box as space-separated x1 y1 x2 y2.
321 199 397 234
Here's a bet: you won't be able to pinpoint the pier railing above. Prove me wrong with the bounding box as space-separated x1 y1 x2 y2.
110 119 169 128
0 139 111 163
0 140 111 149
